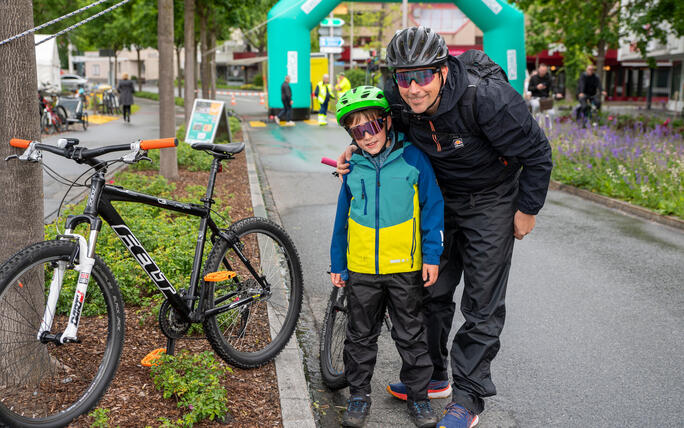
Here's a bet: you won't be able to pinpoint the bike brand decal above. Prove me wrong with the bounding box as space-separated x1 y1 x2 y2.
86 186 98 209
111 224 177 294
78 272 90 284
70 290 85 326
452 138 464 149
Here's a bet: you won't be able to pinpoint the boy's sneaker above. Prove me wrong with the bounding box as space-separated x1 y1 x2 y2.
342 395 371 427
407 400 439 427
387 379 452 400
437 402 479 428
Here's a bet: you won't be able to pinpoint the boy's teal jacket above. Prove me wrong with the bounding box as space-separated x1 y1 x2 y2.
330 132 444 280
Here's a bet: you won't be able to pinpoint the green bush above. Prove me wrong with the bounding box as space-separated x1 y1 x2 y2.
151 351 232 427
252 74 263 87
344 68 366 89
89 408 111 428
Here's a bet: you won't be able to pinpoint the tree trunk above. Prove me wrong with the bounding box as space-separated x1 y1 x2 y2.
136 47 143 92
195 41 199 97
209 22 217 100
114 51 118 86
199 5 210 99
0 0 46 384
176 45 183 98
158 0 178 179
184 0 195 123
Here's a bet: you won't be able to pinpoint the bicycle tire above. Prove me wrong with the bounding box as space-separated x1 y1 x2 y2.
0 240 125 428
319 286 349 390
202 217 303 368
40 112 54 134
55 105 68 132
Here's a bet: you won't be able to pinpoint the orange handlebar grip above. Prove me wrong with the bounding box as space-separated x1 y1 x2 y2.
139 138 178 150
10 138 31 149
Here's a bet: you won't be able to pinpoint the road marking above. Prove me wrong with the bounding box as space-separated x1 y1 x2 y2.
249 121 267 127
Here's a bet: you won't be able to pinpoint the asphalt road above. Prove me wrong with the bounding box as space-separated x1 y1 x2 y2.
231 95 684 428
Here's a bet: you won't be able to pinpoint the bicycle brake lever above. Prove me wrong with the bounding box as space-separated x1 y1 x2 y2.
4 155 19 161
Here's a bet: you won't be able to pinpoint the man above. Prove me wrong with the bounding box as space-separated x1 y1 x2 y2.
335 72 352 98
337 26 552 427
314 74 334 125
277 75 294 125
577 64 607 119
527 63 562 114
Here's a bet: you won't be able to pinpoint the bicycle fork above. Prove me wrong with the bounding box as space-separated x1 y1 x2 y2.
38 229 99 344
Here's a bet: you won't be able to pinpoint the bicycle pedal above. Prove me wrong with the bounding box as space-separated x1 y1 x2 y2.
204 271 237 282
141 347 166 367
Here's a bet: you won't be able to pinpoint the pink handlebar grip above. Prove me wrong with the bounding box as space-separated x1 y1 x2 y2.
321 157 337 168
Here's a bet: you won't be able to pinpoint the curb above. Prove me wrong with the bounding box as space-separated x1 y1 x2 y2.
549 180 684 231
243 131 317 428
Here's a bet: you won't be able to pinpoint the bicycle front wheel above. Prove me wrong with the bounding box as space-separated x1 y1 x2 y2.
0 240 124 428
202 217 303 368
320 286 349 390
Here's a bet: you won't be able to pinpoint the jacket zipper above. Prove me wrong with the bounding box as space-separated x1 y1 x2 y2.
410 217 416 268
429 120 441 152
374 165 380 274
361 179 368 215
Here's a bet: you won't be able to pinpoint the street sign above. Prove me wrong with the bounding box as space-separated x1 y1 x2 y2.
320 36 344 48
320 47 343 54
320 17 345 27
318 27 343 37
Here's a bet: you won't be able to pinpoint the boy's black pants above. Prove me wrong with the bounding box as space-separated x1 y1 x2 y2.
425 177 518 414
343 271 433 402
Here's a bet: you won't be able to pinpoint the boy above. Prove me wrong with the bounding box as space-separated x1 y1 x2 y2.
330 86 445 428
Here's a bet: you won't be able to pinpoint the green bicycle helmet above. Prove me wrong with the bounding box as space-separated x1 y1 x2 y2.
336 85 390 125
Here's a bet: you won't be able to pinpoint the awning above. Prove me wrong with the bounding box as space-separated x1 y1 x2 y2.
221 56 268 66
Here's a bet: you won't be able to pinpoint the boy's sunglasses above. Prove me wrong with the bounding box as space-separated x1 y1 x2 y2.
345 117 385 140
393 68 441 88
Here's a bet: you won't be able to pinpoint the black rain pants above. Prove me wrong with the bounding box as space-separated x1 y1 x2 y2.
344 271 433 402
425 176 518 414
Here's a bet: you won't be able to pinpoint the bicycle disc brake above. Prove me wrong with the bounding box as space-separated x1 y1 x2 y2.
159 299 190 339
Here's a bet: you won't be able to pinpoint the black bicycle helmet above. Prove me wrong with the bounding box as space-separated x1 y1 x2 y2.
386 26 449 69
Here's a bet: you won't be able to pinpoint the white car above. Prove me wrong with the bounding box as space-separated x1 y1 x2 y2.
60 74 89 91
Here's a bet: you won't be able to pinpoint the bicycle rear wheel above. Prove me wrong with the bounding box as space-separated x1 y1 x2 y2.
320 286 349 390
55 105 68 132
40 112 53 134
202 217 303 368
0 240 124 428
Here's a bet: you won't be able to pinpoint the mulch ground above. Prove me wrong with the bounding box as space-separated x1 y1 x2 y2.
71 142 284 427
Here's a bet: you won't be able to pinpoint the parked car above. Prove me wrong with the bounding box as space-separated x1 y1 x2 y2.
60 74 89 91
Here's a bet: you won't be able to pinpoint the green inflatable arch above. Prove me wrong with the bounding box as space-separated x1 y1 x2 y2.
267 0 525 119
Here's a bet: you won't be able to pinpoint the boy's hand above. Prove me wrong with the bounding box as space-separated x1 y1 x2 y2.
422 264 439 287
336 146 358 180
330 273 346 288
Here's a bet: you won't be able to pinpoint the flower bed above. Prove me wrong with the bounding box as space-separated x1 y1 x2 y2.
547 121 684 219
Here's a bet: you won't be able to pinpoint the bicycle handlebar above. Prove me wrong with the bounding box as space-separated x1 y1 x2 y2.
10 138 31 149
321 157 337 168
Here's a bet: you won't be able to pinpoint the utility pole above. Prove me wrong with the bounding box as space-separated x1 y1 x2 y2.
350 3 354 67
402 0 408 29
328 12 334 82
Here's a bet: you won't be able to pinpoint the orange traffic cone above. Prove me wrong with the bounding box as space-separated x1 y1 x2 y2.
259 93 265 105
231 94 236 106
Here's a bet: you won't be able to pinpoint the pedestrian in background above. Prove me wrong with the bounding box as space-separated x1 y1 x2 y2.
314 74 334 125
277 75 294 125
117 73 135 123
335 72 352 97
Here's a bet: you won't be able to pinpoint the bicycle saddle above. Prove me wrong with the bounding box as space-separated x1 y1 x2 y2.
191 142 245 156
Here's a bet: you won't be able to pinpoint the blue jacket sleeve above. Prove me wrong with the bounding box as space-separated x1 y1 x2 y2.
330 174 351 281
404 146 444 266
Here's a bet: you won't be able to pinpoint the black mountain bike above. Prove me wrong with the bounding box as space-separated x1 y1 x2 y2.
0 136 303 427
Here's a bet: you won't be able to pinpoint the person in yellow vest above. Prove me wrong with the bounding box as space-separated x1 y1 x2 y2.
335 72 351 98
314 74 334 125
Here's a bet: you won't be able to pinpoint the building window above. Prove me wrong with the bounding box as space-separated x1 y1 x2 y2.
93 64 100 76
671 62 681 100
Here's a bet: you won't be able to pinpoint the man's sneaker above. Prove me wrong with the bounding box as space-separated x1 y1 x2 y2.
387 379 452 400
285 121 295 126
407 400 439 427
437 402 479 428
342 395 371 427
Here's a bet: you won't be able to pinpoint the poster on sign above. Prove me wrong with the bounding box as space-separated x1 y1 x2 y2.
185 99 232 145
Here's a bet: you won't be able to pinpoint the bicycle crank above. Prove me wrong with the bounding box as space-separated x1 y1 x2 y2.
159 299 191 339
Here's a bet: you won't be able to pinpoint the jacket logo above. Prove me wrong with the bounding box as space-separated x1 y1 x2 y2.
452 138 464 149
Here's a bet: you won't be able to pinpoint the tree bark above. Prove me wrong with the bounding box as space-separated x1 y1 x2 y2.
184 0 195 123
158 0 178 179
209 21 217 100
0 0 46 384
176 45 183 98
199 3 210 99
136 47 143 92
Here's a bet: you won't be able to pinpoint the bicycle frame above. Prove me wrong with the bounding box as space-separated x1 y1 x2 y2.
41 155 266 344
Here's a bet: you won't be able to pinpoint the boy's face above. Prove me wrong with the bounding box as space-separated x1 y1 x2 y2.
348 113 392 156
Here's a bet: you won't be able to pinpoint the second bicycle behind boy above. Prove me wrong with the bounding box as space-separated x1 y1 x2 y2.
330 86 445 428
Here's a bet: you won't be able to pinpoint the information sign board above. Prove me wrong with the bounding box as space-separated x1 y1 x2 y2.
185 99 232 145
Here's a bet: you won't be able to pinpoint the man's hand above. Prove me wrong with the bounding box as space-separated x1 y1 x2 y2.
422 264 439 287
536 83 546 90
336 145 358 178
330 273 346 288
514 210 536 240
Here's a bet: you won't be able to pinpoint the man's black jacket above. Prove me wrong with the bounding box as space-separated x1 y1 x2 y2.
528 72 552 98
578 72 602 97
281 81 292 104
384 55 552 215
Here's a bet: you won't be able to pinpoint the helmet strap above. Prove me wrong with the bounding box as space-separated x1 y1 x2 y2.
423 68 445 114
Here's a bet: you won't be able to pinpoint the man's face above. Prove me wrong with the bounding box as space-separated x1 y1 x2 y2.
323 76 329 84
395 65 448 115
285 76 290 83
586 66 595 75
538 65 548 76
